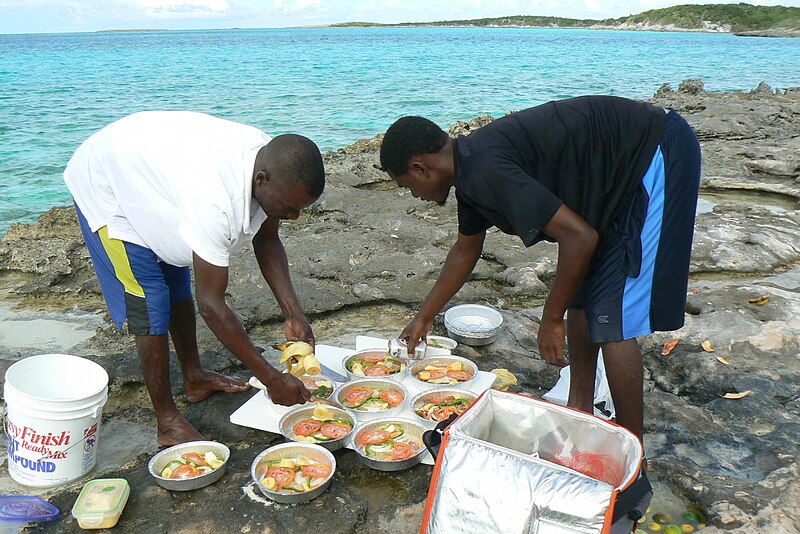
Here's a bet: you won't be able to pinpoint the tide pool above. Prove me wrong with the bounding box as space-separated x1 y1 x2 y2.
1 27 798 234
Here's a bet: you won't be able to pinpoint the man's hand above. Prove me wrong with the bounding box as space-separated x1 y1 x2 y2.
538 315 568 367
400 314 434 352
285 316 314 347
267 372 313 406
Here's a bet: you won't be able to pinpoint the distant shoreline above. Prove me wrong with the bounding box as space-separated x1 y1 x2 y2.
327 22 799 38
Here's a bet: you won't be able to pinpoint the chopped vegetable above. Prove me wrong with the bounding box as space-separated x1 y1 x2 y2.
414 394 473 422
414 362 474 385
347 351 406 377
340 386 404 412
159 450 225 480
357 423 422 462
258 456 331 493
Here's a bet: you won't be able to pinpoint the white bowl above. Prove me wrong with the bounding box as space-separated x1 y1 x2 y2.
444 304 503 346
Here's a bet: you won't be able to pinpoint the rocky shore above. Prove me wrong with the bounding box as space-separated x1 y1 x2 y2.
1 81 799 533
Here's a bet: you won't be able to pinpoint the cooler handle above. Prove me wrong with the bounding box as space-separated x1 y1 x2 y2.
422 413 458 462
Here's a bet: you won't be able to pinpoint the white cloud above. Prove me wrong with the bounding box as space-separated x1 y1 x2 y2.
272 0 321 13
135 0 230 15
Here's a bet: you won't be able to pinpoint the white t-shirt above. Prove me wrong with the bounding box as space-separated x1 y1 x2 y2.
64 111 270 267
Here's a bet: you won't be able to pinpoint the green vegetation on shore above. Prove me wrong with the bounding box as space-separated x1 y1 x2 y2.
330 3 800 34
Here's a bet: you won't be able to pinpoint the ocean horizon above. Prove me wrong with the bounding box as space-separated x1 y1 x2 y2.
1 26 799 236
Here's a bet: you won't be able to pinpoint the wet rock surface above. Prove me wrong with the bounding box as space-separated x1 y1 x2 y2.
1 82 799 533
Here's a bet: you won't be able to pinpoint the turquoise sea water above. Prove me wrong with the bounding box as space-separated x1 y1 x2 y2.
1 27 799 235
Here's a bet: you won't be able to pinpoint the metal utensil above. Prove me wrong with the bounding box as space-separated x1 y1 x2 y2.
317 363 347 383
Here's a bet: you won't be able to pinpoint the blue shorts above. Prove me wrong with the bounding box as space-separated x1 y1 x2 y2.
572 111 701 343
75 205 192 336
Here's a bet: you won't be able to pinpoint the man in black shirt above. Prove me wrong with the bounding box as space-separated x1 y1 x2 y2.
379 96 701 445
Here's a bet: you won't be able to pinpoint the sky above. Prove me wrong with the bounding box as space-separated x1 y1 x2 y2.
0 0 798 34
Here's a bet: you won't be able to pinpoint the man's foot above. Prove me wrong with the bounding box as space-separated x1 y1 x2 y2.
184 370 250 403
157 415 207 446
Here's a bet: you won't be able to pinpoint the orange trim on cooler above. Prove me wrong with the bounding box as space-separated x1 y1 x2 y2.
601 490 619 534
419 431 452 534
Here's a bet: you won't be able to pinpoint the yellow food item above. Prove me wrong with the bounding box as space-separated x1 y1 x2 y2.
447 362 462 371
262 477 277 490
312 405 331 420
295 455 312 466
161 467 173 479
490 368 518 391
279 341 317 376
419 371 431 381
302 354 321 375
277 458 296 469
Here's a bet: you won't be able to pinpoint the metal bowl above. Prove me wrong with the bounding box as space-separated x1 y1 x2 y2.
342 349 408 382
148 441 229 491
251 442 335 504
425 335 458 354
409 388 479 429
279 404 355 451
335 378 408 422
444 304 503 346
351 417 428 471
409 355 478 391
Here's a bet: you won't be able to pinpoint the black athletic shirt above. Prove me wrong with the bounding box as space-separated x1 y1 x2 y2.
454 96 667 246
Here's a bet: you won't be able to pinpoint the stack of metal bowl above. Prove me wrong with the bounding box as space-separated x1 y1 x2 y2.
148 441 229 491
335 378 408 422
351 417 428 471
341 349 409 382
251 442 336 504
279 403 355 452
444 304 503 346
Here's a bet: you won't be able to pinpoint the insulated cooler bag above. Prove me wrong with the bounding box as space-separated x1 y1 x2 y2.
421 389 651 534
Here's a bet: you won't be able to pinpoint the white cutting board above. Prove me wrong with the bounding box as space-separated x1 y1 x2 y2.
229 339 495 466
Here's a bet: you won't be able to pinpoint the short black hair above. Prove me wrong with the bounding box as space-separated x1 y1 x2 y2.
380 116 448 176
265 134 325 198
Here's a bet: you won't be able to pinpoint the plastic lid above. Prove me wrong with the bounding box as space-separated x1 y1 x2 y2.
72 478 129 517
0 496 60 523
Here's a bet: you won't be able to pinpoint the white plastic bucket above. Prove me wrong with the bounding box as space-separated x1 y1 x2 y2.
4 354 109 487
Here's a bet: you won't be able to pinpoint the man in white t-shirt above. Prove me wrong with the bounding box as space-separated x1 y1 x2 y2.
64 111 325 445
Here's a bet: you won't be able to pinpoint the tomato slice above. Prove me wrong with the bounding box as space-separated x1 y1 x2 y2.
390 442 412 460
360 352 388 363
265 467 296 489
293 418 323 437
171 463 200 479
432 406 461 421
425 369 446 380
320 421 352 439
379 389 404 407
302 379 320 391
364 364 390 376
300 463 331 478
345 387 373 405
446 369 473 381
359 428 391 446
181 452 208 466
